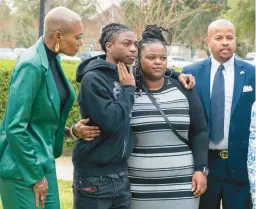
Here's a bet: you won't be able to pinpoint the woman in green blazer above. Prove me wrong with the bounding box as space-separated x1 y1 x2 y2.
0 7 85 209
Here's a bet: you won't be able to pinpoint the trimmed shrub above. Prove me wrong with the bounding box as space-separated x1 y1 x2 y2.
0 59 15 122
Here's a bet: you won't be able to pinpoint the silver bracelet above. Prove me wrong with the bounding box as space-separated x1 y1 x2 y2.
70 123 78 139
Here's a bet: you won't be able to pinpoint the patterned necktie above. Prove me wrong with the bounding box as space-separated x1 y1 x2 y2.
210 64 225 144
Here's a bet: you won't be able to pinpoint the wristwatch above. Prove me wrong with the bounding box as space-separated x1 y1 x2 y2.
195 166 209 176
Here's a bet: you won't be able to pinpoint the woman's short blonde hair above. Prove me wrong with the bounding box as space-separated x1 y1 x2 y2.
43 7 81 37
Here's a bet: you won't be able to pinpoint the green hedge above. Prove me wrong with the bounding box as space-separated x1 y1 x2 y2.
0 59 81 129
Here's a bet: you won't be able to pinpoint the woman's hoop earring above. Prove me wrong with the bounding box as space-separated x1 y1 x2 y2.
55 42 60 53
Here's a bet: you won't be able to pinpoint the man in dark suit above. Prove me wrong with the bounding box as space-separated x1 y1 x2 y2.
183 19 255 209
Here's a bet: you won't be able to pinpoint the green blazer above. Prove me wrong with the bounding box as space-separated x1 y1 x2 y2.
0 38 75 186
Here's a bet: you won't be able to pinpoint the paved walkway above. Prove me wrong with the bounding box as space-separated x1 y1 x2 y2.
56 147 73 180
56 156 73 180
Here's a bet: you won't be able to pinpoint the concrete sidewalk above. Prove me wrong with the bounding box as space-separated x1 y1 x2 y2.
56 156 73 180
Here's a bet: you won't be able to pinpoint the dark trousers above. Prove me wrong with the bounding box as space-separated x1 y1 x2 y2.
199 150 252 209
73 171 131 209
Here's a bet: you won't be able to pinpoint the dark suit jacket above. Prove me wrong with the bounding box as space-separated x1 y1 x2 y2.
183 57 255 183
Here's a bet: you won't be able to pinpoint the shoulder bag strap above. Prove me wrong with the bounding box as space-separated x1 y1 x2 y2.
142 85 190 147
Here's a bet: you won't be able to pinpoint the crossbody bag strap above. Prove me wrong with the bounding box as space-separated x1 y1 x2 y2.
142 85 190 147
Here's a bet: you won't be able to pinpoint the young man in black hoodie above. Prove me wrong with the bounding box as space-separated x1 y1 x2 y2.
72 23 138 209
72 23 195 209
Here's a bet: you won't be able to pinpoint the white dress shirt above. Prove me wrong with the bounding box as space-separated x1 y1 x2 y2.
209 56 235 150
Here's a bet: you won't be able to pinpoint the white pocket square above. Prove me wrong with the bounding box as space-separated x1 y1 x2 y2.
243 85 253 92
240 71 245 74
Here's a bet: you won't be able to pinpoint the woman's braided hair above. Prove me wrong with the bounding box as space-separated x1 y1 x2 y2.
99 23 132 52
135 25 172 95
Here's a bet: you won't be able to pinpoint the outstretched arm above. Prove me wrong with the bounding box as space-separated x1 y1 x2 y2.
184 87 209 198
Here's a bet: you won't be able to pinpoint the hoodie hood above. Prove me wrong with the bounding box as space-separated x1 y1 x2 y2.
76 55 118 83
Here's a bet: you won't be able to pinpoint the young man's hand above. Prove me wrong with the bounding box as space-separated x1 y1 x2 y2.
117 62 135 86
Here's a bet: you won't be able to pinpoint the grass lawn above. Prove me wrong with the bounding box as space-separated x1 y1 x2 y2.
0 180 73 209
59 180 73 209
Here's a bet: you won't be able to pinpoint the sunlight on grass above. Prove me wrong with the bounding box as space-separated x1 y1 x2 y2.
59 180 73 209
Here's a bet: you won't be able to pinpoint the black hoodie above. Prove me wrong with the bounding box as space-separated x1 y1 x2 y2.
72 55 136 177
